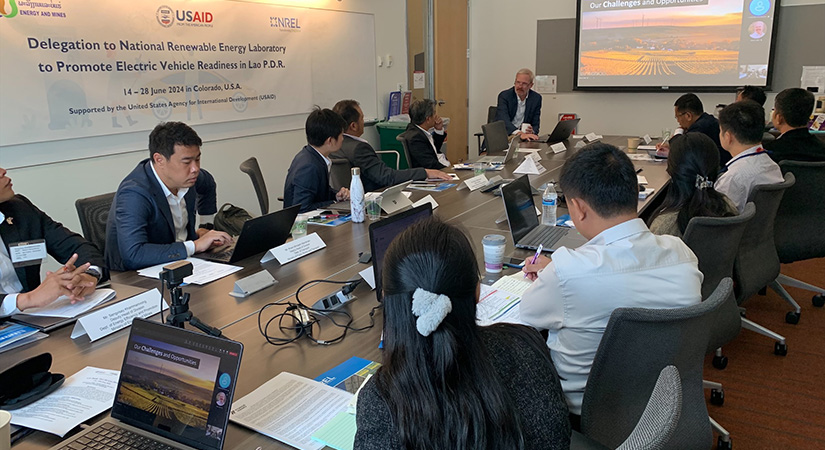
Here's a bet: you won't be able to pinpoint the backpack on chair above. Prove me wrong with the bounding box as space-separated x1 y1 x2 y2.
213 203 252 235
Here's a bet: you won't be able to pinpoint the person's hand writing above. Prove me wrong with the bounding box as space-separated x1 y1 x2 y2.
522 255 551 282
655 141 670 151
336 187 350 202
194 230 233 253
425 169 452 181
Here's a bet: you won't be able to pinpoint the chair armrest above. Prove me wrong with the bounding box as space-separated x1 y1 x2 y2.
376 150 401 170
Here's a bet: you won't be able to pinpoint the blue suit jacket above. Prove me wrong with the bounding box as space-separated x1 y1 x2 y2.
105 159 200 271
284 145 336 213
495 87 542 135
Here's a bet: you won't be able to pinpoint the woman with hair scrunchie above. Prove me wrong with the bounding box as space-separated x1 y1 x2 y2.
354 218 570 450
648 132 738 237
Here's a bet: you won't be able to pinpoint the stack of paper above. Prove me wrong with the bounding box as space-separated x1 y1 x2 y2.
476 274 533 326
18 289 116 318
0 322 41 351
137 258 241 285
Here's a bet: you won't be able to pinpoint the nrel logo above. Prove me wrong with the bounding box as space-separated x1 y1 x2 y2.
270 17 300 29
156 5 173 27
0 0 18 18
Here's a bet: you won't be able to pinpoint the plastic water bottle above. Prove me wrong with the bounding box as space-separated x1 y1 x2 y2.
350 167 365 223
542 182 557 226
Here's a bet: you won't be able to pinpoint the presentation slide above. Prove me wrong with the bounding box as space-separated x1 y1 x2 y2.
575 0 778 89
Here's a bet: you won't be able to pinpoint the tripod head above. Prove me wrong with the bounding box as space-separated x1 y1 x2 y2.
159 261 223 337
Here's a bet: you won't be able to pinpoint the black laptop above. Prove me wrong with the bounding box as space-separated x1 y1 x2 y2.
199 205 300 263
536 118 581 143
500 175 587 252
368 203 433 302
49 318 243 450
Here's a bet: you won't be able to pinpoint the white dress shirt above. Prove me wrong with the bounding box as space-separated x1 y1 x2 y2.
415 125 450 167
715 145 784 213
150 164 195 257
512 92 528 132
0 211 25 317
519 218 703 414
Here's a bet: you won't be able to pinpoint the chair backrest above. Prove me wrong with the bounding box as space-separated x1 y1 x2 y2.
329 157 353 191
239 157 269 215
733 173 795 303
682 202 756 300
616 366 682 450
486 105 497 124
580 278 734 449
482 120 509 155
775 161 825 263
396 132 415 169
75 192 115 254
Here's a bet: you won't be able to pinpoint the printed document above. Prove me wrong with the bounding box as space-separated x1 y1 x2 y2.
19 289 116 318
137 258 241 285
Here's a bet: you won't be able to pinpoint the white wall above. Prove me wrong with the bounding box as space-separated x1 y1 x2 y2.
467 0 825 157
4 0 408 235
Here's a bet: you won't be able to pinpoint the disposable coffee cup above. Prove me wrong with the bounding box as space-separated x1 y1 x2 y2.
482 234 506 273
627 137 641 151
521 123 531 133
0 410 10 450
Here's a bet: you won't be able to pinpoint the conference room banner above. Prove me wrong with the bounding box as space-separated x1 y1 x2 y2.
0 0 318 146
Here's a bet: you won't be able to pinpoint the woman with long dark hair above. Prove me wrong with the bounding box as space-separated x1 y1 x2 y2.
354 218 570 450
648 132 738 237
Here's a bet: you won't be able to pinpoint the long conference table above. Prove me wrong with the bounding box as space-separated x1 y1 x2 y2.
2 136 670 450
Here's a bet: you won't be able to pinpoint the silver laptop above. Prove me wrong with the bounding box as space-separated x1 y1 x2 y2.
376 181 413 215
477 138 518 164
501 175 587 252
50 318 243 450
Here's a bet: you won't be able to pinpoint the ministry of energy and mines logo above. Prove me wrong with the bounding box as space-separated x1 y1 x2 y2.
1 0 18 18
157 5 173 27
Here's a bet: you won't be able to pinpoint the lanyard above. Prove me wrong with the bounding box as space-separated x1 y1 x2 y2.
720 147 767 173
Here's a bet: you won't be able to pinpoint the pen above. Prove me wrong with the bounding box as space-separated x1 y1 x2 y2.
524 244 544 278
636 168 643 174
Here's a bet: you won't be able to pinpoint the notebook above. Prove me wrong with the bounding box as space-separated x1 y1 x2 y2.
49 318 243 450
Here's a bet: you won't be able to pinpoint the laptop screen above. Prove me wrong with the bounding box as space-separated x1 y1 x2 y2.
501 175 539 243
112 319 243 450
368 204 433 302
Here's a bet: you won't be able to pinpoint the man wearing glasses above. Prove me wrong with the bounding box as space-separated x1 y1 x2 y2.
658 93 728 165
495 68 542 141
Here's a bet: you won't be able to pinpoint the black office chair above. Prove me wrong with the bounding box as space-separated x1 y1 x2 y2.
474 105 497 153
239 157 269 215
75 192 116 254
329 158 353 191
395 132 415 169
572 366 683 450
578 279 734 450
481 120 510 156
733 173 795 354
775 161 825 307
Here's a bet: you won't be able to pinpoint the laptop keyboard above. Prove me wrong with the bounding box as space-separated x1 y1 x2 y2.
520 225 568 248
62 423 176 450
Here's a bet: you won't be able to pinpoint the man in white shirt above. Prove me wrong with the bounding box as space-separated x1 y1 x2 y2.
105 122 232 271
1 167 105 317
402 99 451 170
715 100 784 213
519 143 703 422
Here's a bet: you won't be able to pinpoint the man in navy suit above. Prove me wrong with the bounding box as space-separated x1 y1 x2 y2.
284 108 351 213
105 122 232 271
1 167 107 316
401 99 450 170
658 93 730 165
495 68 542 141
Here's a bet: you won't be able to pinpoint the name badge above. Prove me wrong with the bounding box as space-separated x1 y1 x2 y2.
9 239 47 267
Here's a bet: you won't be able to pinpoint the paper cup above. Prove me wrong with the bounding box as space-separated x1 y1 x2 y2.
627 137 641 151
0 410 11 450
521 123 531 133
482 234 506 273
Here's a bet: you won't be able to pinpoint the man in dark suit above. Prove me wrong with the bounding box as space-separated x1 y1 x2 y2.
659 93 730 165
765 88 825 162
330 100 451 192
495 68 542 141
1 167 107 316
284 108 351 212
401 99 450 170
105 122 232 271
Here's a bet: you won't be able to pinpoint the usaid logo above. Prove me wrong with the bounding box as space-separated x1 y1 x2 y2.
156 5 173 27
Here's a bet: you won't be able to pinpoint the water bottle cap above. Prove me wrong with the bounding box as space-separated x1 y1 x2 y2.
351 167 361 176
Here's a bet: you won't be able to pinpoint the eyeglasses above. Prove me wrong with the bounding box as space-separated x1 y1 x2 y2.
515 81 532 87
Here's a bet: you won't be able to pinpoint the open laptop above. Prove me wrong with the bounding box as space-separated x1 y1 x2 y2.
369 203 433 302
375 181 412 215
50 318 243 450
199 205 300 263
536 118 581 143
501 175 587 252
477 137 518 164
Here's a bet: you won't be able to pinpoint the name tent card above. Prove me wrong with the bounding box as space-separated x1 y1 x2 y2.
513 157 546 175
261 232 326 264
643 134 653 144
575 140 587 149
71 289 167 342
457 174 489 191
229 270 278 298
584 132 603 143
525 152 542 162
550 142 567 153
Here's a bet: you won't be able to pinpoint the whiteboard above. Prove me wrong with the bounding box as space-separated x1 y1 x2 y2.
0 2 378 168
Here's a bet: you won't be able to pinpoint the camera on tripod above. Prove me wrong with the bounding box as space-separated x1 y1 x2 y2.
160 260 193 288
159 261 223 337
